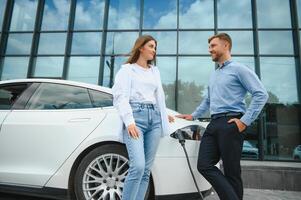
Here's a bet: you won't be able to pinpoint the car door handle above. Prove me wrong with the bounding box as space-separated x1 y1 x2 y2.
68 118 91 122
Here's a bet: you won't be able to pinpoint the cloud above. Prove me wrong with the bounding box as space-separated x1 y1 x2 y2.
179 0 214 28
258 31 294 55
217 0 252 28
68 57 100 84
34 57 64 77
6 33 33 54
10 0 37 31
74 0 105 29
257 0 291 28
1 57 29 80
38 33 67 54
260 57 298 104
42 0 70 30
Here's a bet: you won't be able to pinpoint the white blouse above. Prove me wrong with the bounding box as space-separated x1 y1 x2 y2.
112 63 170 137
130 63 158 104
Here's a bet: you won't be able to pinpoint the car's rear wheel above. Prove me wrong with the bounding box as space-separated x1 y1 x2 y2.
74 144 153 200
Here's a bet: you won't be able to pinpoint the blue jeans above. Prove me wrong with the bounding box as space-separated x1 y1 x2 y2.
122 102 162 200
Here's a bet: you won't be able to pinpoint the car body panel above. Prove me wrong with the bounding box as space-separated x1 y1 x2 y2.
0 108 106 186
0 111 10 128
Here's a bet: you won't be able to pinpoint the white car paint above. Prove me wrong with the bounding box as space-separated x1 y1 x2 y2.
0 79 216 198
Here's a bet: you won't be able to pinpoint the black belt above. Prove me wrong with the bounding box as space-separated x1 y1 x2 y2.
211 112 243 120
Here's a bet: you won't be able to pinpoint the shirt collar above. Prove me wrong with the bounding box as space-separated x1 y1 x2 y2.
217 60 232 69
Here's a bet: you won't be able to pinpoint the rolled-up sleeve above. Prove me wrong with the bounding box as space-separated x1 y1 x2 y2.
112 66 135 127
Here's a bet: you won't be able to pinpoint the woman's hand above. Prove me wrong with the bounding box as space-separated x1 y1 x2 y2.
127 123 140 139
168 115 175 123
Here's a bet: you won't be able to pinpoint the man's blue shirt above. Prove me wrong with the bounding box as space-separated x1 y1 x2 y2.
191 60 268 126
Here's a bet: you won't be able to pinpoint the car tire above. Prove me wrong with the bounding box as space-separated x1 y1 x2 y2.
74 144 153 200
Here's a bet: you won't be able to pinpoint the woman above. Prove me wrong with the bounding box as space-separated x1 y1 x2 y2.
112 35 173 200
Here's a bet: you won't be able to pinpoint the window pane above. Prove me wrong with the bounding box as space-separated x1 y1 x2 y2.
1 57 29 80
108 0 139 29
105 32 139 54
0 84 29 110
226 31 254 55
143 0 176 29
6 33 33 54
298 0 301 27
264 104 301 161
143 31 177 54
242 140 259 159
258 31 294 55
217 0 252 28
179 0 213 29
10 0 38 31
103 56 127 87
89 89 113 107
41 0 70 30
260 57 298 104
38 33 67 55
157 57 176 110
0 0 6 29
232 56 255 71
27 83 92 110
68 56 100 85
34 57 64 78
179 31 213 54
257 0 291 28
71 32 102 54
74 0 105 30
178 57 214 115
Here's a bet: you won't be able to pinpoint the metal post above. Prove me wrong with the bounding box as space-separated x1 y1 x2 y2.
27 0 44 78
252 0 265 160
98 0 109 86
290 0 301 144
0 0 14 79
62 0 76 79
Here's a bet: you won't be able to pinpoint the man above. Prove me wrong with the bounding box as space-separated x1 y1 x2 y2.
177 33 268 200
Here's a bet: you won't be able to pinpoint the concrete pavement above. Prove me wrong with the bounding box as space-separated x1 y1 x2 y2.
206 188 301 200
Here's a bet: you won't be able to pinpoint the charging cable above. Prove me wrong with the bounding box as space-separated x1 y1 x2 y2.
175 130 204 200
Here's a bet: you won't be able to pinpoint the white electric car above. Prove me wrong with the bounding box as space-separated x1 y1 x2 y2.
0 79 214 200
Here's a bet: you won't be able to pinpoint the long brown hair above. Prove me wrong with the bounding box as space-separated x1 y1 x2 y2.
126 35 157 65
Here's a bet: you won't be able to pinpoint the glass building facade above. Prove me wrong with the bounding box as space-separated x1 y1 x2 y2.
0 0 300 161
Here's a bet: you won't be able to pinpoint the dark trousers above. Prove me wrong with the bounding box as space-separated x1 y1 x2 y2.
197 116 244 200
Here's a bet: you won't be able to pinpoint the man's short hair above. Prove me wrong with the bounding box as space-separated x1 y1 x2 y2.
208 33 232 51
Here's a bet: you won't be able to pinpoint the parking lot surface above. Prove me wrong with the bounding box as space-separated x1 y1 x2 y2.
1 189 301 200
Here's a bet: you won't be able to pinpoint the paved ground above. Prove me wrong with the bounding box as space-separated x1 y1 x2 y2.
206 189 301 200
1 189 301 200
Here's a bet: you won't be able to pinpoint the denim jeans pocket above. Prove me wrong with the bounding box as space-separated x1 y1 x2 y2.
131 106 142 113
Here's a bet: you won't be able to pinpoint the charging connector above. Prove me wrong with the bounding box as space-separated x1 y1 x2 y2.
175 130 204 200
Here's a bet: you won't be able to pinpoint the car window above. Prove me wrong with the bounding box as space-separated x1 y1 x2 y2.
89 89 113 108
26 83 93 110
0 84 29 110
